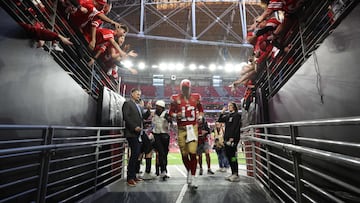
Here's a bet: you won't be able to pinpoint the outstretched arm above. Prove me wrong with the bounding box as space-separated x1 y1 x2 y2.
97 13 121 29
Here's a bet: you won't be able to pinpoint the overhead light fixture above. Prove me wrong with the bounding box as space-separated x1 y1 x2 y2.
209 64 216 71
138 62 146 70
189 64 197 71
225 63 234 72
122 60 133 69
176 63 184 71
159 63 167 71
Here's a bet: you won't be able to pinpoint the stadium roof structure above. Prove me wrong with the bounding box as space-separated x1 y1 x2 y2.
108 0 264 81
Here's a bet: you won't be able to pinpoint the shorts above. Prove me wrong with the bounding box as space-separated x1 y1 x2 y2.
177 125 198 156
197 142 211 155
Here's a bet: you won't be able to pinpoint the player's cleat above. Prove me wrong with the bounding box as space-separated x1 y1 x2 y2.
187 170 192 184
189 176 198 190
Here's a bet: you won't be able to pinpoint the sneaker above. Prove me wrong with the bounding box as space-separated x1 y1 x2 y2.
107 69 112 76
160 171 169 180
220 168 227 172
199 168 203 176
127 179 136 187
229 175 240 182
208 169 215 175
160 171 166 178
225 174 235 181
52 43 63 52
142 172 156 180
134 177 143 182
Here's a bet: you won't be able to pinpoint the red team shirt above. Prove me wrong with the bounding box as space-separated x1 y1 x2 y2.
93 28 115 53
267 0 304 14
254 18 281 64
169 93 204 127
83 18 103 42
69 0 102 28
99 44 119 69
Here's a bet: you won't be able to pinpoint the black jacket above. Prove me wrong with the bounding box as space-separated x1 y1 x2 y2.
217 111 241 142
122 99 150 138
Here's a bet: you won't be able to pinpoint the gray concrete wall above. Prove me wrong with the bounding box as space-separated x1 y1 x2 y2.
0 9 96 126
266 5 360 201
268 4 360 122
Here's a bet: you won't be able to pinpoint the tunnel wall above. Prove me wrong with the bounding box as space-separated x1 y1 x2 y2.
0 8 97 126
265 4 360 202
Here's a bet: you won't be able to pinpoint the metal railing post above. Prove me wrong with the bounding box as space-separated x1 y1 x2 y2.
93 129 101 192
290 125 303 203
37 127 54 203
250 127 257 178
264 127 272 192
121 141 126 179
90 66 95 96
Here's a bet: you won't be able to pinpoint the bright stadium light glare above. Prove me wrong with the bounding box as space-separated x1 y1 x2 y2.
189 64 197 71
152 64 158 69
217 65 223 70
159 63 167 71
138 62 146 70
176 63 184 71
225 63 234 72
122 60 133 69
168 63 175 70
209 64 216 71
199 65 205 70
235 62 248 72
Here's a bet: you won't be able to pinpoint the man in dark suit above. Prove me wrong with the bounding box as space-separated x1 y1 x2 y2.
122 88 151 186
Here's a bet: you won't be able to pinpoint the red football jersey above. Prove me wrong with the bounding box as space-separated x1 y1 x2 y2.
69 1 102 28
169 93 204 127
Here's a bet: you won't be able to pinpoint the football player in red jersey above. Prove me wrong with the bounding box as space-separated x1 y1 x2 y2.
169 79 204 189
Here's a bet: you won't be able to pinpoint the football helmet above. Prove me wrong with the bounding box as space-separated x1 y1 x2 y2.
180 79 191 90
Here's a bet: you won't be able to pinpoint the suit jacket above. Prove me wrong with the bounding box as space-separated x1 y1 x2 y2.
122 99 151 138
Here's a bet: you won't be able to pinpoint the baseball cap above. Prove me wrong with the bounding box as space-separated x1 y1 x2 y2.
155 100 165 108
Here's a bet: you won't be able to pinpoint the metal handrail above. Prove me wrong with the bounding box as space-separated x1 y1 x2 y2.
0 138 125 155
246 136 360 168
0 124 127 203
242 116 360 130
241 116 360 203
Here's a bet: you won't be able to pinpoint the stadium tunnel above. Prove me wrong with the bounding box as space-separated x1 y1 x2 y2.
0 0 359 202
